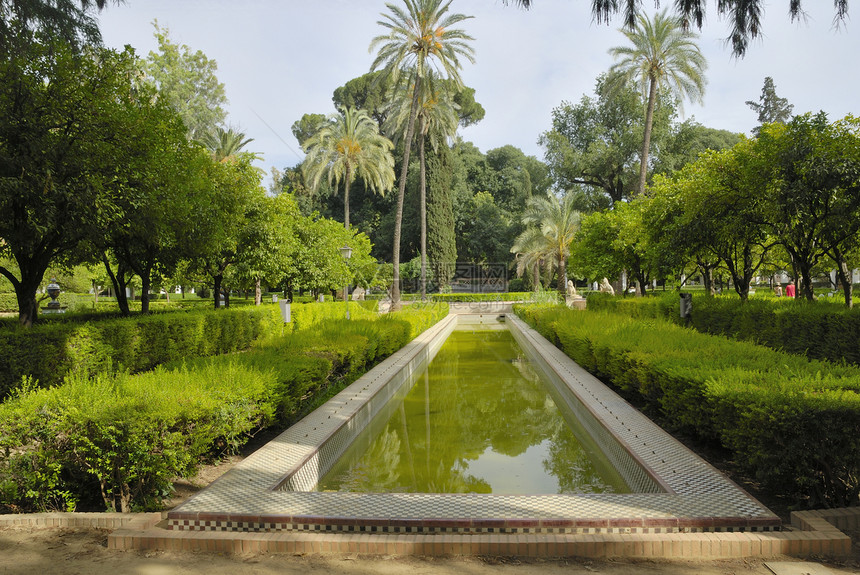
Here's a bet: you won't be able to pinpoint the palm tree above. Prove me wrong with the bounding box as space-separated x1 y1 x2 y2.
608 9 707 195
505 0 840 58
512 192 582 294
385 71 459 299
301 105 395 230
198 126 258 162
369 0 474 309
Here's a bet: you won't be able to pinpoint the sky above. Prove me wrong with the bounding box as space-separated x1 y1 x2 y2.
97 1 860 184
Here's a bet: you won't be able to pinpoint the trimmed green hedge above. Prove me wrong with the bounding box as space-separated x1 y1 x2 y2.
586 292 860 365
0 301 378 399
0 303 448 513
430 292 532 302
515 303 860 508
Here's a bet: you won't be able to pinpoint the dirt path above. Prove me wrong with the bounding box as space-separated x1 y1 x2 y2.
1 524 859 575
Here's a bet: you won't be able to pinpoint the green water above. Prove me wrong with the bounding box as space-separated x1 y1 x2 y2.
316 326 630 495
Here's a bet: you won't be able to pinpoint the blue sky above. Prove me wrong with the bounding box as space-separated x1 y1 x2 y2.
98 0 860 182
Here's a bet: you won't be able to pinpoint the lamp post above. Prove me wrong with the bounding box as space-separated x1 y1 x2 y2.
339 244 352 319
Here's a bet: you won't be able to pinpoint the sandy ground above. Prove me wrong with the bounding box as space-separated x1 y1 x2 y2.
1 524 860 575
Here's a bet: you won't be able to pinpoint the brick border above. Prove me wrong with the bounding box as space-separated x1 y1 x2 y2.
1 509 854 558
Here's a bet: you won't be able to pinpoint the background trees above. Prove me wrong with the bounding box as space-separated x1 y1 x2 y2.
369 0 475 308
0 41 160 325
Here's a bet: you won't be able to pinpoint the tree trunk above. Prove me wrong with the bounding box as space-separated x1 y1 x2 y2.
255 277 262 305
102 254 131 316
391 76 423 312
344 165 352 230
13 276 40 328
419 117 427 300
213 274 223 309
139 270 151 314
557 252 567 295
637 77 658 195
833 254 854 309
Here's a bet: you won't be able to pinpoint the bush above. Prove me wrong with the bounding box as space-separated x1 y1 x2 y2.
586 292 860 365
0 303 448 513
0 306 281 398
515 303 860 508
430 292 532 302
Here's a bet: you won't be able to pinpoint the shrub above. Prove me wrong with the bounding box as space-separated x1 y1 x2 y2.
586 292 860 365
515 303 860 508
0 303 448 512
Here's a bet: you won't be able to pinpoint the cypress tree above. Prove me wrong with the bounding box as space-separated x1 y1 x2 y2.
427 145 457 291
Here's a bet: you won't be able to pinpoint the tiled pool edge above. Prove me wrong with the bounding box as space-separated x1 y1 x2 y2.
164 311 781 535
0 510 851 559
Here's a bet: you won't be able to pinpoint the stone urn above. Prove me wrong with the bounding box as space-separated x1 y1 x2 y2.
46 278 61 308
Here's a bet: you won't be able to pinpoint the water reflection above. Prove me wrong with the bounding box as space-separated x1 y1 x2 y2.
317 328 629 494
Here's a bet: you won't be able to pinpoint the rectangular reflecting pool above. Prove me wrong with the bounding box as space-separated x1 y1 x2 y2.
167 310 780 536
317 326 630 495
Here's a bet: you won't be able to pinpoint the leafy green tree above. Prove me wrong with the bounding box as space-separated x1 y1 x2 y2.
608 9 707 195
0 0 117 51
512 192 582 294
302 105 395 230
759 113 860 304
184 153 266 309
466 192 516 266
646 171 722 294
746 76 794 137
539 75 660 207
0 41 154 326
229 192 302 305
288 216 374 297
333 71 394 127
651 119 741 175
653 143 776 300
369 0 475 309
143 21 227 140
291 113 327 147
99 86 199 315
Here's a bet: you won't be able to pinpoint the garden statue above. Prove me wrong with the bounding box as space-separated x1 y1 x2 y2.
351 286 366 301
599 277 615 295
566 280 577 297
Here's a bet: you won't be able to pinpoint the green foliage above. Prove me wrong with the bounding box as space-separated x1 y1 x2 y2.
143 21 227 140
587 292 860 365
0 306 284 398
430 292 531 302
0 303 448 512
516 303 860 507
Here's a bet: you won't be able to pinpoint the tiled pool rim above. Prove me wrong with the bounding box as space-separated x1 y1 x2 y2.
166 309 781 535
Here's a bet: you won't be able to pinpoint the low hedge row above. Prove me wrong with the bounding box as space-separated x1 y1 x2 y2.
515 303 860 508
0 303 449 513
586 292 860 366
430 292 532 302
0 301 377 399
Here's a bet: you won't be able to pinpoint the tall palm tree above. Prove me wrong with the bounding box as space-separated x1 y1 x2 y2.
369 0 474 309
608 9 707 195
512 192 582 294
301 105 395 230
385 71 459 299
505 0 836 58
